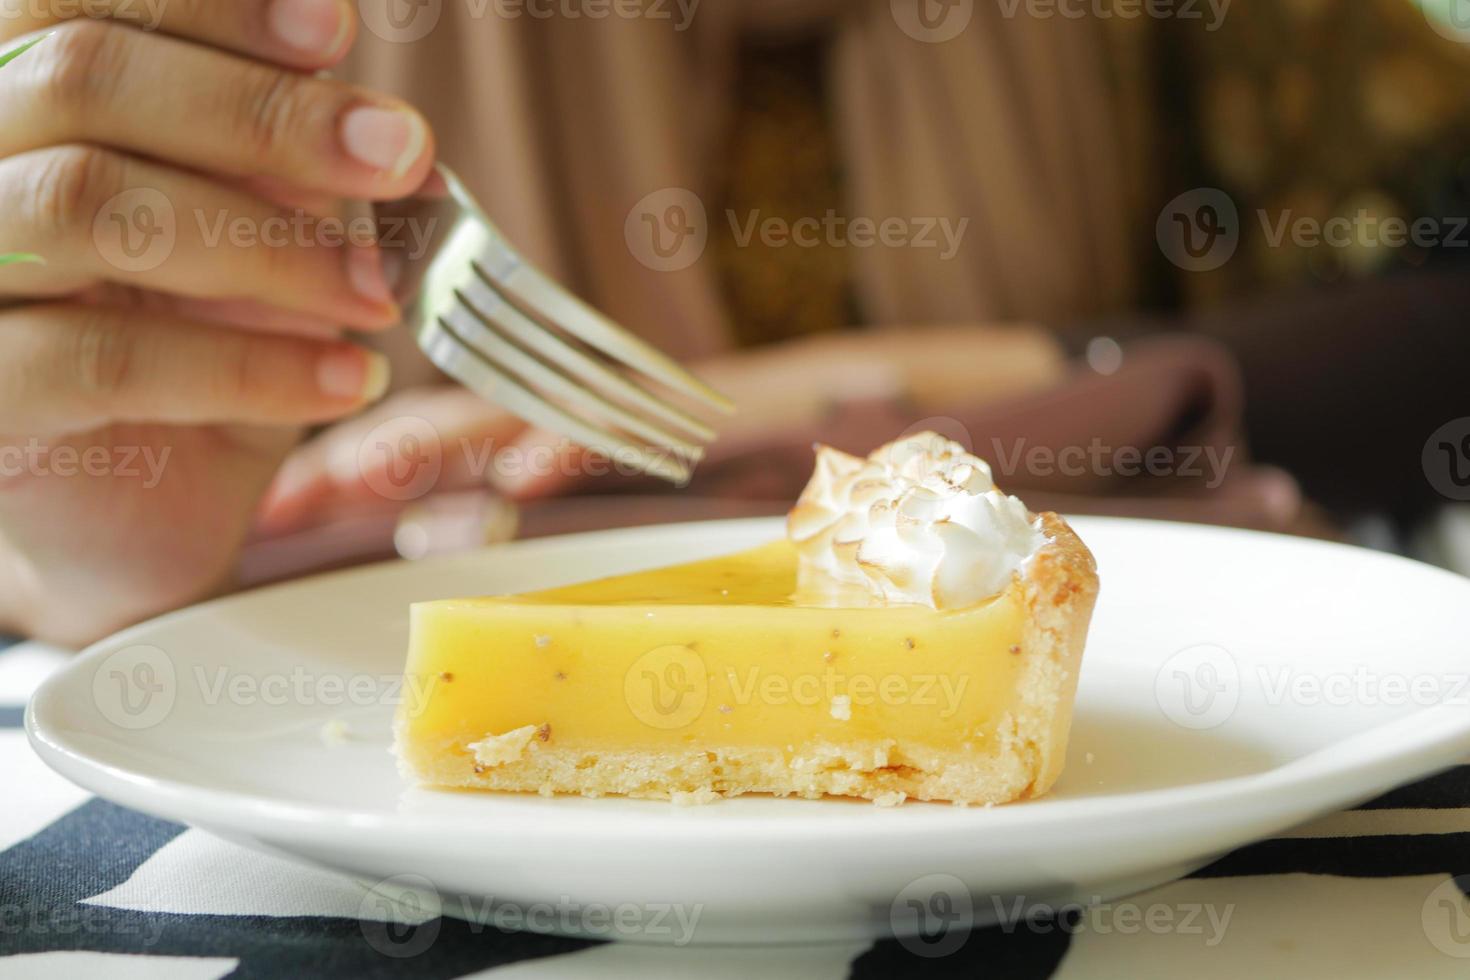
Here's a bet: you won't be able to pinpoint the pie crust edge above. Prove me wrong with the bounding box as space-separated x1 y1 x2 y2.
395 512 1100 806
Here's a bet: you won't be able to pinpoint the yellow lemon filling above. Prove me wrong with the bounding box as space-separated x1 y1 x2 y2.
393 511 1098 808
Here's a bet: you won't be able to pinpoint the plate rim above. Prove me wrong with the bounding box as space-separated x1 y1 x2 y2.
26 515 1470 846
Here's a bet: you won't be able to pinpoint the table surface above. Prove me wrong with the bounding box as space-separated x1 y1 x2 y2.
2 635 1468 979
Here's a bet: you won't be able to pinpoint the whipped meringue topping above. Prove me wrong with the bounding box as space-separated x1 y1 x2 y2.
787 432 1044 609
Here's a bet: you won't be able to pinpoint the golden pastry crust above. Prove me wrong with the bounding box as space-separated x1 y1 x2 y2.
1011 511 1100 799
395 514 1098 806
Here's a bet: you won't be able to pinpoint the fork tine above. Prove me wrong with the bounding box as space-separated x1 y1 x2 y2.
419 317 695 485
497 261 736 415
461 267 717 443
399 167 728 484
428 168 733 416
442 294 706 460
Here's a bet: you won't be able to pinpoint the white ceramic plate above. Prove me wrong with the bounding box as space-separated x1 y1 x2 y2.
26 517 1470 946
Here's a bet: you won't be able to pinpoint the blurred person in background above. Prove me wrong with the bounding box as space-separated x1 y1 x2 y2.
0 0 1467 644
310 0 1470 531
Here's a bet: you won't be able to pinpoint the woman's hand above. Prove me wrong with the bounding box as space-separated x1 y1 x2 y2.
256 386 533 534
0 2 435 645
256 325 1064 534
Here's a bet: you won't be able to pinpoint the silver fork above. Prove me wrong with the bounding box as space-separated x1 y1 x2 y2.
376 166 733 485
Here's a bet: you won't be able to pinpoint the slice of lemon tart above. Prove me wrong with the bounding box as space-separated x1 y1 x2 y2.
394 433 1099 806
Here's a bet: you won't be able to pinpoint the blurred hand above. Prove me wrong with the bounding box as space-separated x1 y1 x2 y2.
690 324 1064 438
0 3 435 644
257 324 1064 534
257 386 534 534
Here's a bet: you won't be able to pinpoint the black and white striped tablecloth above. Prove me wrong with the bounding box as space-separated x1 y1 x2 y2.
2 637 1468 979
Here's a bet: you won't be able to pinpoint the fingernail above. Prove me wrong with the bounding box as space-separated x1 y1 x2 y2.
341 104 428 178
486 467 530 497
265 455 314 507
1255 466 1302 525
318 348 391 402
269 0 350 58
362 352 392 401
347 246 394 305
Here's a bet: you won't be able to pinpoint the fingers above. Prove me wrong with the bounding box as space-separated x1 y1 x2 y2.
0 145 398 329
487 427 587 500
73 283 346 337
0 302 391 436
0 21 433 201
231 174 346 218
0 0 358 71
258 387 527 532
